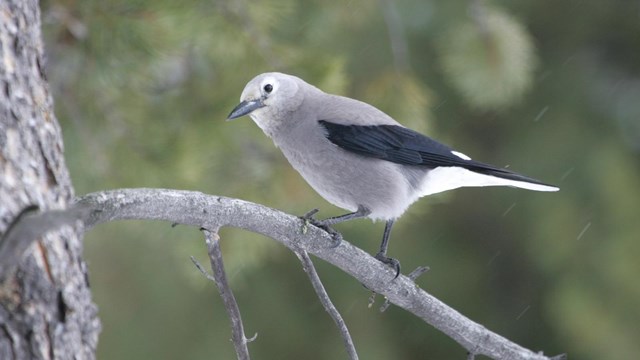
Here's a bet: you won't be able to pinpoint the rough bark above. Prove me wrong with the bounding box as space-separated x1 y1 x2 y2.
0 1 100 359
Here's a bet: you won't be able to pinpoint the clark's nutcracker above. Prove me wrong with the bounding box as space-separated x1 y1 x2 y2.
228 72 558 277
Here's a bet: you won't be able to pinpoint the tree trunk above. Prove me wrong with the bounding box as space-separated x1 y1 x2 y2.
0 1 100 359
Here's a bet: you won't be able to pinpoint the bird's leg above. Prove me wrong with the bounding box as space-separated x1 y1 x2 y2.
375 219 401 278
316 205 372 226
301 205 371 247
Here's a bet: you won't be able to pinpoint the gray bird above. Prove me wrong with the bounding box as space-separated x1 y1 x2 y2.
228 72 558 277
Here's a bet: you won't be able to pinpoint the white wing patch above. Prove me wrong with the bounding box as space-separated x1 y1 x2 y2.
451 151 471 160
418 166 559 197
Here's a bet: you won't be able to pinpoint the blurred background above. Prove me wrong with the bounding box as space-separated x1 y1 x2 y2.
41 0 639 359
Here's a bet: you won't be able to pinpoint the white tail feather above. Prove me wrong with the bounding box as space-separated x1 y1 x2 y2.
419 167 559 197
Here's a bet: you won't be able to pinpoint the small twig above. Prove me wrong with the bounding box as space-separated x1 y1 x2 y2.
408 265 430 280
200 229 253 360
295 250 359 360
549 354 568 360
190 255 260 344
377 265 430 312
190 256 215 282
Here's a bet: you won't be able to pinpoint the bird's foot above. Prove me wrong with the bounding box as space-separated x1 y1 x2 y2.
300 209 343 248
375 252 401 279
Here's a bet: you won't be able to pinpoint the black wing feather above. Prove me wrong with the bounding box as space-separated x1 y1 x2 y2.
319 120 553 187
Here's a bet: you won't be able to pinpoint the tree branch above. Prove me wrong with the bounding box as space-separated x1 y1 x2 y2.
295 250 358 360
0 204 92 279
198 229 253 360
1 188 566 359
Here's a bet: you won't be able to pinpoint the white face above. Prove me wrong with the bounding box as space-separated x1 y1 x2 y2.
258 76 278 103
237 73 303 133
239 74 280 105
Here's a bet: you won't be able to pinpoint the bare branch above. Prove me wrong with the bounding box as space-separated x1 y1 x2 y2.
1 188 565 359
0 204 92 279
190 256 216 282
377 265 431 312
295 250 358 360
201 229 253 360
192 251 257 347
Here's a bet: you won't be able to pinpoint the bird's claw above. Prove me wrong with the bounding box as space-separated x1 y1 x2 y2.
375 252 401 279
325 228 343 248
300 209 343 248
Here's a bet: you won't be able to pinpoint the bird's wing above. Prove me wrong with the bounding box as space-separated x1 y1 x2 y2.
318 120 556 188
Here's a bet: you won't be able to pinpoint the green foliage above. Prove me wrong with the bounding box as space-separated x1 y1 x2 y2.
438 7 536 110
41 0 640 359
362 70 433 133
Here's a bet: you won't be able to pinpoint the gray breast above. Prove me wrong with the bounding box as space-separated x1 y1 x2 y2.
272 120 421 220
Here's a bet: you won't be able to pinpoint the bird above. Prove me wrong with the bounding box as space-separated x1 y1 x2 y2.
227 72 558 278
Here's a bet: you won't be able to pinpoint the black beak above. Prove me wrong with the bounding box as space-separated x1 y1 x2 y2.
227 99 265 120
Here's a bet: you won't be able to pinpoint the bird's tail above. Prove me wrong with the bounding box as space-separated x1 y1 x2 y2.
474 167 559 192
418 166 559 197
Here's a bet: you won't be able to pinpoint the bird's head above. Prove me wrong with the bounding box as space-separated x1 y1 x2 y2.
227 73 305 134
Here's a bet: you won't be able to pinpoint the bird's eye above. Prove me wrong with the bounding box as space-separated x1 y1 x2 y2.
263 84 273 93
